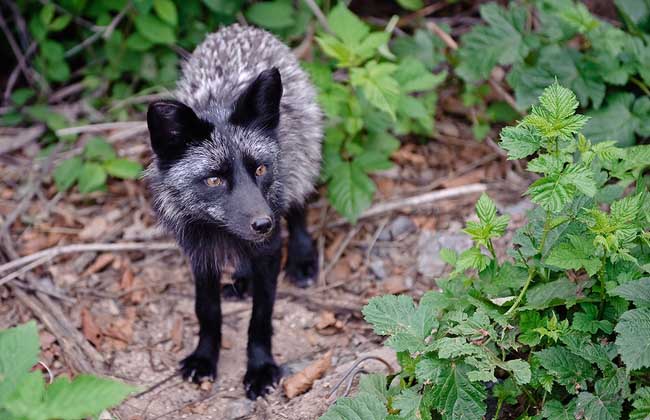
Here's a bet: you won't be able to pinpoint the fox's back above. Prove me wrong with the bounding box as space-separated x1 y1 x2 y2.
176 25 322 207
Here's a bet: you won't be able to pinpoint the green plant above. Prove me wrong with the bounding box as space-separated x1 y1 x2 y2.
53 137 143 193
321 82 650 419
456 0 650 146
307 3 446 221
0 322 135 420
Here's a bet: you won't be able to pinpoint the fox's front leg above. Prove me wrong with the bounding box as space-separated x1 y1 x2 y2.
243 239 282 399
181 254 221 383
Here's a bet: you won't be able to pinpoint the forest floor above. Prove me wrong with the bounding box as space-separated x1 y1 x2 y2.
0 100 533 419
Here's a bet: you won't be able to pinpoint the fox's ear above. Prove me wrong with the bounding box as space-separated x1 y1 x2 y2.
230 67 283 131
147 100 212 160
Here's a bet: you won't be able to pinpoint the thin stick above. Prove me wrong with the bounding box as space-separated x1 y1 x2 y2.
0 10 35 87
64 5 130 58
0 255 51 288
425 21 458 49
56 121 146 137
0 241 178 275
302 0 332 34
321 224 361 283
328 183 486 228
3 42 37 103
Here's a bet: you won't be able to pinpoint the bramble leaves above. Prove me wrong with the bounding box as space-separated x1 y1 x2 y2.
320 393 387 420
615 308 650 371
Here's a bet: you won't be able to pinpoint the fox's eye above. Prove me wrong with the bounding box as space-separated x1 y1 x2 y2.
255 164 267 177
205 176 223 187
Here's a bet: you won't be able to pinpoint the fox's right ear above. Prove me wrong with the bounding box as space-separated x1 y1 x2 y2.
147 100 212 161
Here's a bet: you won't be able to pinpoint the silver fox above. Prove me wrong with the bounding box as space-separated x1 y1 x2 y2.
145 24 322 399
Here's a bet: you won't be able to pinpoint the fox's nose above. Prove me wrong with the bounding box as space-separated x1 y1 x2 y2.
251 216 273 234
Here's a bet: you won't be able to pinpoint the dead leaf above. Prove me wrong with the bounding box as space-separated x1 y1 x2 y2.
104 307 136 347
315 311 337 330
382 276 413 295
79 217 109 240
283 350 332 399
81 308 102 348
83 253 114 276
325 232 345 260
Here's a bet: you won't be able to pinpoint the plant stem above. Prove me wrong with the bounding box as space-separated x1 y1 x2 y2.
538 210 552 255
505 268 535 317
631 77 650 96
493 398 503 420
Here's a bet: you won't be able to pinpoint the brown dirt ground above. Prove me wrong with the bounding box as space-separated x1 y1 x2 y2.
0 109 531 419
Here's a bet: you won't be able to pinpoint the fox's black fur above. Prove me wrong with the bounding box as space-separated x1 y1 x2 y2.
145 25 322 399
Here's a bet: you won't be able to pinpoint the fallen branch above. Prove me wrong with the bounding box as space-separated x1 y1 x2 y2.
56 121 146 137
0 125 46 155
329 183 486 228
302 0 332 34
0 241 178 275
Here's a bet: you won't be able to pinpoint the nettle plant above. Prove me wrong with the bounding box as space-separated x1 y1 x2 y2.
305 3 446 221
456 0 650 145
322 83 650 420
0 322 135 420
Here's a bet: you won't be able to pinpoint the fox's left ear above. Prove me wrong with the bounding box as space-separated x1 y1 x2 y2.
230 67 283 131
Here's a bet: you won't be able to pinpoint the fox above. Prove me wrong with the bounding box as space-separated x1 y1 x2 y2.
145 24 322 399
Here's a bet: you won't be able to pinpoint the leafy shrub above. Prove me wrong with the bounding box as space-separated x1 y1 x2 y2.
321 83 650 419
456 0 650 146
0 322 135 420
307 3 446 221
53 137 143 193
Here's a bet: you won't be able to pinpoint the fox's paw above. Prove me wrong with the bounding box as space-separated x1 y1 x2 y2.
180 353 217 384
285 252 318 288
243 363 282 399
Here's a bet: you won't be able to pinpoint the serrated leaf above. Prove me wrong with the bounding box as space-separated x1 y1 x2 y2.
475 193 497 225
584 93 649 146
53 157 83 192
320 392 388 420
393 388 422 419
611 278 650 307
525 278 578 310
572 303 614 334
246 1 294 30
456 247 490 272
84 137 116 162
77 162 107 193
0 322 40 406
615 308 650 371
631 387 650 420
350 61 399 120
327 160 375 222
104 159 143 180
546 234 602 276
327 3 369 45
415 358 487 420
394 58 446 93
561 335 617 374
153 0 178 26
576 391 622 420
535 346 594 392
526 174 573 213
499 125 543 160
505 359 531 384
358 374 389 404
542 399 576 419
456 3 530 83
3 371 46 420
134 14 175 45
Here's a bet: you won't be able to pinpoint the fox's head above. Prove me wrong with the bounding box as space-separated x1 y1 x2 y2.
146 68 285 243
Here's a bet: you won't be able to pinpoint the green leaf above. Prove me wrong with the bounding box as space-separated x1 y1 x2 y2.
456 3 530 83
584 93 649 146
327 3 369 45
320 392 387 420
53 157 83 192
10 88 34 106
631 387 650 420
153 0 178 26
499 125 544 160
546 234 602 276
415 358 487 420
542 399 576 419
615 308 650 371
3 371 46 420
526 174 572 213
572 303 614 334
134 14 175 45
0 322 40 406
576 391 622 420
40 375 135 419
456 247 490 272
77 162 107 193
358 374 389 404
84 137 116 162
396 0 423 11
126 33 153 51
535 346 594 393
40 4 55 25
327 160 375 222
350 61 399 120
393 388 422 419
525 278 578 310
505 359 531 385
561 335 617 374
475 193 497 225
104 159 143 180
394 58 446 93
611 277 650 307
246 1 294 30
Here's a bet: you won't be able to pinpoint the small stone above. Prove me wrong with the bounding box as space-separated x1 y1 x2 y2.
369 259 387 279
388 216 417 240
223 399 255 419
417 230 472 278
